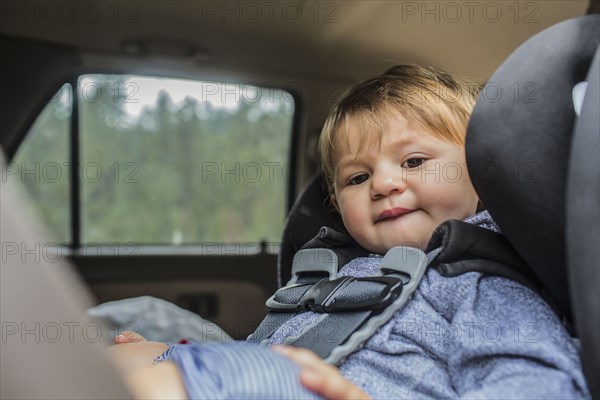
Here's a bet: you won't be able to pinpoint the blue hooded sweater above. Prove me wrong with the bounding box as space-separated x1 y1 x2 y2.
160 212 590 399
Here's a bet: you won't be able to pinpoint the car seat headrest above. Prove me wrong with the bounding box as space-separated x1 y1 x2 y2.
466 15 600 321
566 45 600 400
277 173 346 287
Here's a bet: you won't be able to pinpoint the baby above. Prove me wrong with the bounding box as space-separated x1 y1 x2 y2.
112 65 589 399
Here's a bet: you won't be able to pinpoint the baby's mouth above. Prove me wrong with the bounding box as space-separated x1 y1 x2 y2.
375 207 416 223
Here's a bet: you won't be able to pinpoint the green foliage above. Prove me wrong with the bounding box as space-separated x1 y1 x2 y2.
11 76 294 246
10 85 71 243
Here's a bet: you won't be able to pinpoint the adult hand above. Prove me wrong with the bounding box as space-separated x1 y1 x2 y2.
125 361 188 400
107 341 169 376
273 345 371 400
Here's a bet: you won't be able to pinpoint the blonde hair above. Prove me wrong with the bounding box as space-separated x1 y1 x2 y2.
319 64 482 195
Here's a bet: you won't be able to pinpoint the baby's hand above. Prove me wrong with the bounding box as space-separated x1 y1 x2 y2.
115 330 147 344
272 345 371 400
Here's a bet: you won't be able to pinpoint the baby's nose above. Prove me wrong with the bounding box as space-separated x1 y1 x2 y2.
370 171 406 199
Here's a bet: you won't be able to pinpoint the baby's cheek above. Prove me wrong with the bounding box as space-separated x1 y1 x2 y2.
338 195 367 223
426 192 469 222
340 208 366 239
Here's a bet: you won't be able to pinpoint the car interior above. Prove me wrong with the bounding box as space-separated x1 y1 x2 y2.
1 1 598 398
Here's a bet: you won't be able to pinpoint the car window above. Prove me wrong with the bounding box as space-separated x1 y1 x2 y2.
10 76 294 250
9 83 72 244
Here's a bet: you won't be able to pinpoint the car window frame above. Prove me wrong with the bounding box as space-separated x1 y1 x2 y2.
9 70 302 255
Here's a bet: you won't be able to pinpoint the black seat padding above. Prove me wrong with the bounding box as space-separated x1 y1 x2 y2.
466 15 599 399
466 15 599 321
567 47 599 399
278 172 345 287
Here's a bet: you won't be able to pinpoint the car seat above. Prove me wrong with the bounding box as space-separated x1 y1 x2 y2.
467 14 599 398
567 40 599 400
278 15 599 397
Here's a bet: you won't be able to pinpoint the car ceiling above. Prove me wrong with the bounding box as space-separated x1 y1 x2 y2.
0 1 589 82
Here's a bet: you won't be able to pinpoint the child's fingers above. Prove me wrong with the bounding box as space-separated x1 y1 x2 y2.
272 345 323 368
300 368 370 400
114 335 127 344
272 345 371 400
115 330 146 344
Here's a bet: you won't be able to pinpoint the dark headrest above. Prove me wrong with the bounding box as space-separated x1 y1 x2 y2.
277 173 345 287
466 15 600 321
566 46 600 400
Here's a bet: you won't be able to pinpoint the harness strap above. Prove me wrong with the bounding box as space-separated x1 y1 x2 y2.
251 219 556 363
250 246 434 365
248 249 338 343
306 247 434 365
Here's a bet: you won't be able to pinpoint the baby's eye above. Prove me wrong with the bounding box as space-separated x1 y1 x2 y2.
348 173 369 186
402 158 425 168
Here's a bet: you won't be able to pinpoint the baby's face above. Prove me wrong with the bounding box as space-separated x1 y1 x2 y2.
332 113 478 254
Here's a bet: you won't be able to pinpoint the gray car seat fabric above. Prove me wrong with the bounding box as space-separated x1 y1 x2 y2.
88 295 233 344
566 46 600 400
0 150 131 399
466 15 600 399
466 15 599 322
